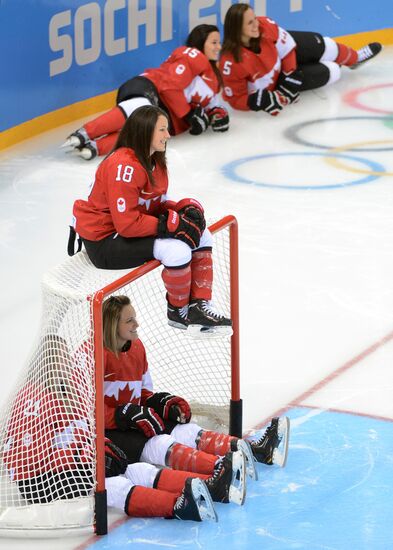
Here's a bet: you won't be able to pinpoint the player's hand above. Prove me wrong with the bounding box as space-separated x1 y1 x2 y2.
207 106 230 132
176 198 206 232
105 438 128 477
247 89 289 115
276 70 303 103
185 106 210 135
145 392 191 424
157 209 202 249
115 403 165 438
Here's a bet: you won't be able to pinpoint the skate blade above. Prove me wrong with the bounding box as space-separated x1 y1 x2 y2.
273 417 290 467
237 439 258 481
186 324 233 340
60 136 81 148
229 450 246 506
191 478 218 522
168 320 188 330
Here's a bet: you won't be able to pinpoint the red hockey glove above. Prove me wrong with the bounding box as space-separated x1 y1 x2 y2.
247 89 289 115
276 70 303 104
105 437 128 477
207 106 230 132
145 392 191 424
157 209 201 249
115 403 165 438
184 106 210 135
176 198 206 232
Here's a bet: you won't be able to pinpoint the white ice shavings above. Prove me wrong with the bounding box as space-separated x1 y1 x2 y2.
281 482 303 493
325 4 341 19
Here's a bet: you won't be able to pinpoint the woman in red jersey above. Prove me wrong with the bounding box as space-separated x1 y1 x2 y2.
219 3 382 115
93 295 290 488
71 105 232 334
63 24 229 160
2 334 219 520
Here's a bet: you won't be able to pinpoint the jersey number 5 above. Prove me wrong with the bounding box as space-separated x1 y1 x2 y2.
222 60 232 75
116 164 134 183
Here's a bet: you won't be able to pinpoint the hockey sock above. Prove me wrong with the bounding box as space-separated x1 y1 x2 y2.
196 430 236 456
125 485 177 518
190 249 213 301
166 443 217 475
155 468 208 494
95 132 119 156
84 106 126 140
162 264 191 307
334 43 358 66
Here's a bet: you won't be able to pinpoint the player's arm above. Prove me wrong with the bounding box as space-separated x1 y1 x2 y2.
220 58 251 111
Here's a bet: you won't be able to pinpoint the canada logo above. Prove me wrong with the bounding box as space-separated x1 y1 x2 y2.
117 197 126 212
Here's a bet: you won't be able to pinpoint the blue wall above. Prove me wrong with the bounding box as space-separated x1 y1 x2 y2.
1 0 391 133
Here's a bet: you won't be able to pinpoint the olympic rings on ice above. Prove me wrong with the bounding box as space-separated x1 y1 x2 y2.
285 117 393 152
343 84 393 115
221 152 385 190
325 141 393 177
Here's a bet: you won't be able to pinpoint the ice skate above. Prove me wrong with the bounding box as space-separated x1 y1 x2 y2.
350 42 382 69
167 304 189 330
186 299 233 339
248 416 290 467
75 142 98 161
206 450 246 505
173 477 217 522
61 128 89 149
231 438 258 481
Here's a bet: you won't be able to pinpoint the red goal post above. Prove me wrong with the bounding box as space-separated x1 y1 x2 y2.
0 215 241 537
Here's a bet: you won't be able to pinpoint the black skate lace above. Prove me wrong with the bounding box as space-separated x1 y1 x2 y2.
175 492 185 510
254 424 273 446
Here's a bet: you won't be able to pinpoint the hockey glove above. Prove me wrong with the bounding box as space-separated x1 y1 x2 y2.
157 209 201 249
184 106 210 135
145 392 191 424
207 106 230 132
105 438 128 477
276 70 303 104
247 89 289 115
176 198 206 232
115 403 165 438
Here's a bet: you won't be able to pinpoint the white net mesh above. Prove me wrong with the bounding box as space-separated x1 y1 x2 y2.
0 220 234 535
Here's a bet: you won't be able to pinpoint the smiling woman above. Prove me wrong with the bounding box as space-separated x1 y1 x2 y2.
70 104 232 336
62 24 229 161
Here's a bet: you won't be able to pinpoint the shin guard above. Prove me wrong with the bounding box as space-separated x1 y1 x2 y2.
84 106 126 140
125 485 177 518
155 468 208 494
166 443 217 475
196 430 236 456
334 43 358 66
190 250 213 301
95 132 119 156
162 264 191 307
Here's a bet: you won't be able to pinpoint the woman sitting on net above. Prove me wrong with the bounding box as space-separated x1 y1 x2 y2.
63 24 229 160
71 105 232 336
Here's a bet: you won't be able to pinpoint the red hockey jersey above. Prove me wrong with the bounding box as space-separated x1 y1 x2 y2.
219 17 297 110
3 383 92 481
73 147 169 242
103 339 154 429
142 46 221 134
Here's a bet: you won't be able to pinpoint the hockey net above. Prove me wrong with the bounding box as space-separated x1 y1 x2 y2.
0 216 240 537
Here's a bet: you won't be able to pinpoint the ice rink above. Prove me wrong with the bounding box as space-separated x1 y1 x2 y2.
1 46 393 549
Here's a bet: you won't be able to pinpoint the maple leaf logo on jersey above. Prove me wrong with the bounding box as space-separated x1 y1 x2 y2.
190 91 203 106
117 197 126 213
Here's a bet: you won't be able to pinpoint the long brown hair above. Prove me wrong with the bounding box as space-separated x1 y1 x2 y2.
186 24 223 87
113 105 168 186
103 295 131 356
222 3 261 63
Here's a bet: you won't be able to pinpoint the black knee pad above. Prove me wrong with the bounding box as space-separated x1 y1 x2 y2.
288 30 326 63
116 76 159 105
299 62 331 90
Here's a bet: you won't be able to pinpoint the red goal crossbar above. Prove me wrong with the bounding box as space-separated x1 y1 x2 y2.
91 215 241 535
